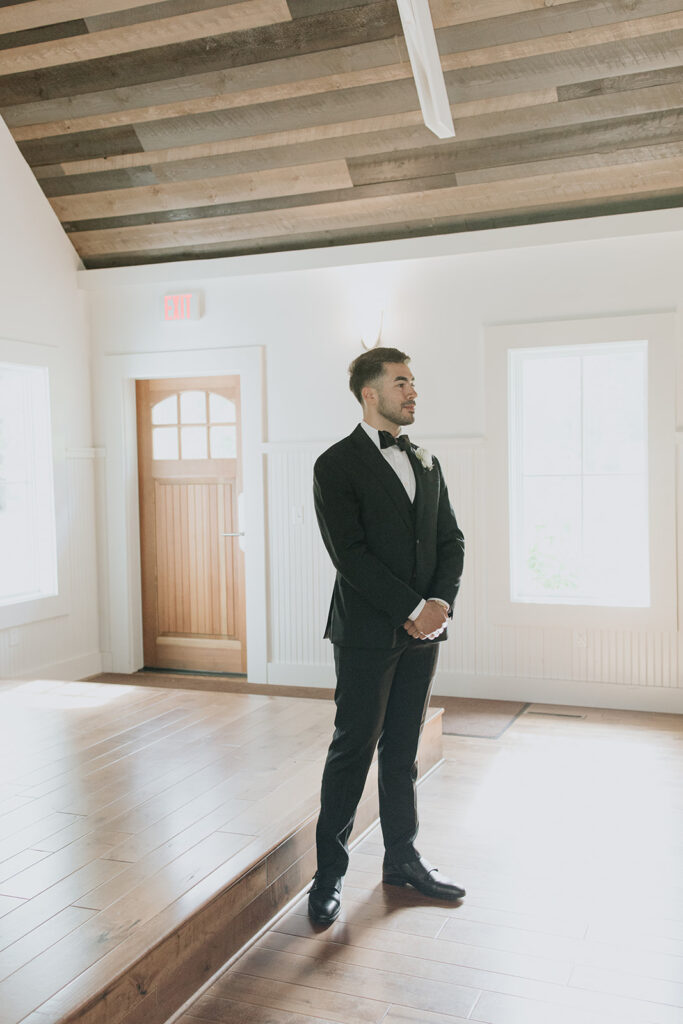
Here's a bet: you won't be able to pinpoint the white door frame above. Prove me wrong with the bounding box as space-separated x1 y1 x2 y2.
99 346 267 681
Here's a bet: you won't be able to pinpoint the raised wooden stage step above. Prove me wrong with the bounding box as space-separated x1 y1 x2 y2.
0 679 443 1024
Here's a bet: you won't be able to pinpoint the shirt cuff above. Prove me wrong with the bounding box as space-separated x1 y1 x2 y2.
409 599 426 620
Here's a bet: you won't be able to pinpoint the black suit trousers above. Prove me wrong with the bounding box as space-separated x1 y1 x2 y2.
315 639 440 877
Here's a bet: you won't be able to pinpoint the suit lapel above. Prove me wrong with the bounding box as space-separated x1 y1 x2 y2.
407 445 425 534
407 443 436 538
350 425 413 529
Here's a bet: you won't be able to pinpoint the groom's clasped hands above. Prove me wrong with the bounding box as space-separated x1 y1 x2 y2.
403 599 448 640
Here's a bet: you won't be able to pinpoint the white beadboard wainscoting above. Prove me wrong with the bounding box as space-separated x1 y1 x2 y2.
265 438 683 713
0 449 102 682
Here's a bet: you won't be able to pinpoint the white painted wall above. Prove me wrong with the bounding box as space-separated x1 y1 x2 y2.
83 209 683 712
0 118 101 681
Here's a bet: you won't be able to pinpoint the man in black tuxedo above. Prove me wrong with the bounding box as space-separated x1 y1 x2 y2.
308 347 466 925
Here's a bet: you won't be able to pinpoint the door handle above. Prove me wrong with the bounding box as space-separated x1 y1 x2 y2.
221 496 246 550
238 492 245 552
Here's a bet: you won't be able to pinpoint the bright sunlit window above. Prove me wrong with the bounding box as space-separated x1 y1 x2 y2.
0 362 58 607
508 340 649 607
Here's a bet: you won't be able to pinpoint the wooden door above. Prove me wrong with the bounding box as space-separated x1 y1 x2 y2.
136 376 246 673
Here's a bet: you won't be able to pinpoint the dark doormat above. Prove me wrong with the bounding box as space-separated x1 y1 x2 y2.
431 697 528 738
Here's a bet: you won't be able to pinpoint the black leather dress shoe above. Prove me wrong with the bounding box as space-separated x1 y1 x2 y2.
383 854 465 900
308 874 343 925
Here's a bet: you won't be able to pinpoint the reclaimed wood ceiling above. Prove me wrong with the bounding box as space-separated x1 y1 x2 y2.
1 0 682 269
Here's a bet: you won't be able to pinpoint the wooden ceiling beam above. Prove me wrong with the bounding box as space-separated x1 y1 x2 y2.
48 160 353 218
86 0 289 33
0 3 402 105
68 154 683 256
19 16 678 144
10 61 416 140
0 0 589 36
0 0 176 34
0 35 403 126
22 62 432 141
0 20 88 52
49 107 683 228
430 0 582 29
346 107 683 184
44 111 435 177
0 0 292 74
2 2 679 107
80 190 683 266
32 89 556 187
28 64 680 186
437 11 683 73
57 139 683 234
17 73 682 170
43 103 663 197
2 5 678 128
457 139 683 184
2 0 679 266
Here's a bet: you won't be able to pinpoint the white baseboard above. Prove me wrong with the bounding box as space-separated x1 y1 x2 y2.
18 651 103 683
433 672 683 713
266 662 683 714
15 652 680 712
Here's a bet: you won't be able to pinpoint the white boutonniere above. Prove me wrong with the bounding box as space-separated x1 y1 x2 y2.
415 446 433 471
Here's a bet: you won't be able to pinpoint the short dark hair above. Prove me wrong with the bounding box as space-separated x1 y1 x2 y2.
348 347 411 404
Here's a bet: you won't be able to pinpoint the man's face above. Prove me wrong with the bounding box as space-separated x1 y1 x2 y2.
372 362 417 428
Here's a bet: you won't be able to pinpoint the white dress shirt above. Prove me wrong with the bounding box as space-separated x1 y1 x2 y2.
360 421 448 625
361 420 415 502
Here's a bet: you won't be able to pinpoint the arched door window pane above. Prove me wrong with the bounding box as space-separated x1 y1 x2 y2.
210 425 237 458
180 391 207 424
151 395 178 425
209 393 235 423
181 426 208 459
153 427 179 460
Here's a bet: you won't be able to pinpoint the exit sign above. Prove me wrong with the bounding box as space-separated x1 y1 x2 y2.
163 292 201 321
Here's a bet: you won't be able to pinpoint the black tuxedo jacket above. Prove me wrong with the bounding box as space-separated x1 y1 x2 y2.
314 424 465 649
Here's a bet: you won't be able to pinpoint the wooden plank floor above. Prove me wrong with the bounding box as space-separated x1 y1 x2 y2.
0 678 442 1024
178 702 683 1024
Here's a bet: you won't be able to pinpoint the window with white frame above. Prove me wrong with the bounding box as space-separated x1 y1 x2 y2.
0 362 58 607
508 340 649 608
484 313 675 632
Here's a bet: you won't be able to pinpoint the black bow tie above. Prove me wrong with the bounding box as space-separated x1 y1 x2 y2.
379 430 411 452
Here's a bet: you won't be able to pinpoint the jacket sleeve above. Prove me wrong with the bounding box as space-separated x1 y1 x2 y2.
314 453 423 627
427 457 465 610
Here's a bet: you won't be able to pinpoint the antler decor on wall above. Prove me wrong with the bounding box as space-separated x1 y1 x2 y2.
360 311 384 351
